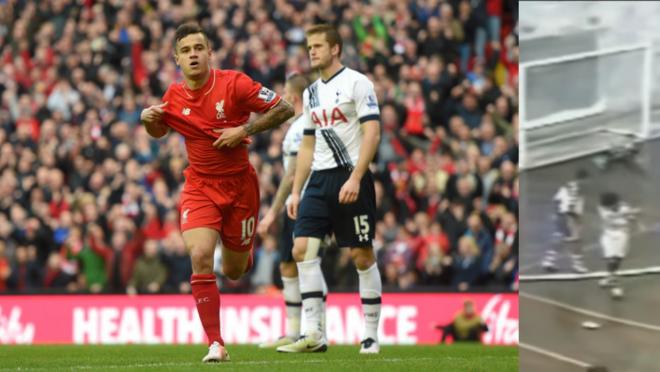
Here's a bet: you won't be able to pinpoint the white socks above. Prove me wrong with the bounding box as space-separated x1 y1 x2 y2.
282 276 302 339
358 262 382 341
297 258 325 336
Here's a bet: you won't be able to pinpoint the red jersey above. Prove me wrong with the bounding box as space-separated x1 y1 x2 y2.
161 69 281 176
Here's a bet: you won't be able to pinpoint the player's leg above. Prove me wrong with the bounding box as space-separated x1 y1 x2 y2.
334 170 382 354
183 227 229 362
277 179 330 353
218 167 261 280
543 213 566 271
180 175 229 363
568 240 588 274
350 246 382 354
602 234 627 299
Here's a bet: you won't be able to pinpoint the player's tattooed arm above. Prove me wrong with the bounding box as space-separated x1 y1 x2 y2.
243 99 295 135
213 100 294 148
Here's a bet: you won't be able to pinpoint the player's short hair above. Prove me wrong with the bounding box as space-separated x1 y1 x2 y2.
174 22 209 51
600 192 620 207
306 24 343 57
286 73 310 98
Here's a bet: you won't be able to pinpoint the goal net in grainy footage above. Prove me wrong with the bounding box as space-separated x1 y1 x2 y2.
520 43 653 170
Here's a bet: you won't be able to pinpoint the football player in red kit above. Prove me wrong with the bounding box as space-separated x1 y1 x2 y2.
140 23 293 362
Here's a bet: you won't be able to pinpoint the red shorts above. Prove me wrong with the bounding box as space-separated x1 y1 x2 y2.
180 166 260 252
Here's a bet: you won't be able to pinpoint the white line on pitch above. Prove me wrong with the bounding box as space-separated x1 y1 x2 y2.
519 342 594 369
520 291 660 332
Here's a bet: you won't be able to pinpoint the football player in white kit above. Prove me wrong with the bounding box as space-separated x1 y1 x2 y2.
281 24 382 354
597 192 640 299
257 73 329 348
542 169 589 273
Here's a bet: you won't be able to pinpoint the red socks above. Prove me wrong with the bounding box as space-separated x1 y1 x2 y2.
191 274 223 346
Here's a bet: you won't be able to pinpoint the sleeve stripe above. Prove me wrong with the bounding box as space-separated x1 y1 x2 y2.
359 114 380 124
303 129 316 135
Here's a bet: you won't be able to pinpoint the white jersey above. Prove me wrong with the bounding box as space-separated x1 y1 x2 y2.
598 203 637 258
282 115 305 172
302 67 380 171
282 115 305 207
554 181 584 215
599 204 637 236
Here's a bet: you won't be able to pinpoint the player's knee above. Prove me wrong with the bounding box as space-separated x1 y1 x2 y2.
350 248 375 270
280 261 298 277
187 243 214 274
292 239 308 262
222 262 244 281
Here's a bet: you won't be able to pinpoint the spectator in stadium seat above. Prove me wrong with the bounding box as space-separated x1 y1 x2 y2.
464 213 494 276
0 241 10 291
7 245 42 292
457 92 483 130
451 236 482 291
43 251 76 291
417 221 452 285
126 239 167 295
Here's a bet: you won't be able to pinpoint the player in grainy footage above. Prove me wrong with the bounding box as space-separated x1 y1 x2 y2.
597 192 640 299
542 169 589 273
140 23 293 362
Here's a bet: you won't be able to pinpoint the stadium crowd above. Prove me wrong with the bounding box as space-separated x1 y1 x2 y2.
0 0 518 294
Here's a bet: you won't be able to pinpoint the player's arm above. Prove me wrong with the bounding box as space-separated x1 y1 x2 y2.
140 102 170 138
213 83 295 149
352 120 380 181
288 133 315 219
339 78 381 204
271 154 297 215
243 100 294 135
259 153 298 233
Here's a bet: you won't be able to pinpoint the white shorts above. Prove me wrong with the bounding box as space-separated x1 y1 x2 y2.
601 232 629 258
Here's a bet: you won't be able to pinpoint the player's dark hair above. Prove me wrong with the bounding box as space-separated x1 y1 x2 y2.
306 24 343 57
286 73 310 98
600 192 620 207
174 22 208 51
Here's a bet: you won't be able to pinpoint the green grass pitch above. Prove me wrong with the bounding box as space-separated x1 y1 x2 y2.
0 344 517 371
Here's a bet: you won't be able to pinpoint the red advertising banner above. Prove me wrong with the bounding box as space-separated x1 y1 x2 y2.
0 293 517 345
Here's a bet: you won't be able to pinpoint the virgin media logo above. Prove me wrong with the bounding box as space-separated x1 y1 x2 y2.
0 306 35 344
481 295 518 345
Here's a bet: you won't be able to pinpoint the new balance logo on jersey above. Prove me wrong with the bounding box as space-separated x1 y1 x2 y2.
358 234 369 242
197 297 210 304
311 108 348 127
182 107 191 116
182 209 190 223
215 100 225 119
241 238 251 246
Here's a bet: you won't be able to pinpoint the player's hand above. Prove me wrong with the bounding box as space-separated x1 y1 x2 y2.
212 126 248 148
287 193 300 220
140 101 168 125
257 210 276 235
338 176 360 204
